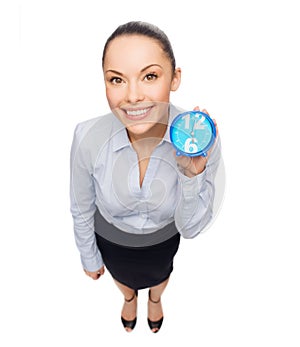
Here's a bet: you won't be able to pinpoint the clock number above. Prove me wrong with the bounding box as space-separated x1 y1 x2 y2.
182 113 191 129
182 113 206 130
194 115 206 130
184 138 198 153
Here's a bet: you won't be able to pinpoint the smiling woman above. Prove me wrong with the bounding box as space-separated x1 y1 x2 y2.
103 34 181 142
70 21 221 333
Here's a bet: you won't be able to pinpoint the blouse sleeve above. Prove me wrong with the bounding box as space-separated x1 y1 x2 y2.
174 137 222 238
70 123 104 271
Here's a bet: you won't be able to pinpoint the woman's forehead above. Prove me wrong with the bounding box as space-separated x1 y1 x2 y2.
104 35 166 67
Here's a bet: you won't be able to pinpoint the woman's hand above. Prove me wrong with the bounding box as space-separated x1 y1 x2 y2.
84 266 105 280
175 106 218 178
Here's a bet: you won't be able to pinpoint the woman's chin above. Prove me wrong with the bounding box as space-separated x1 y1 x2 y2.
126 122 154 137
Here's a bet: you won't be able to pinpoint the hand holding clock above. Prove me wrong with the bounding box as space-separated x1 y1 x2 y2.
173 106 218 178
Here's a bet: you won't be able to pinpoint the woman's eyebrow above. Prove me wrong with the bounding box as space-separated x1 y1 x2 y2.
141 64 163 72
105 69 124 76
105 64 163 76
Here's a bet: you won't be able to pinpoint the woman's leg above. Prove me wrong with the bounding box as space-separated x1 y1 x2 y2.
114 279 137 332
148 277 169 332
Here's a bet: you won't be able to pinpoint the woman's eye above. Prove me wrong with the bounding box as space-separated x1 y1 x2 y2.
144 73 158 81
110 77 123 85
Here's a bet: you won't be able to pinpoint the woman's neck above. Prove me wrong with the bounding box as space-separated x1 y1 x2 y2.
127 122 167 156
127 113 169 153
128 121 167 142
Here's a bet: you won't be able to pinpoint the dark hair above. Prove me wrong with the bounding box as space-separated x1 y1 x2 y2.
102 21 176 72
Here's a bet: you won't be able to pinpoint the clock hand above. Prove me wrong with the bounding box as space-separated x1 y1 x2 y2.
190 119 196 142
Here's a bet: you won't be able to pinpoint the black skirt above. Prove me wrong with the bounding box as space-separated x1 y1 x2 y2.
94 211 180 290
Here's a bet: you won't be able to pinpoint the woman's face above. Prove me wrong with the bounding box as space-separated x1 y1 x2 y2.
103 35 181 139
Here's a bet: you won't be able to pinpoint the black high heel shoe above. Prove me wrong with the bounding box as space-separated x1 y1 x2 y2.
147 290 164 333
121 290 138 332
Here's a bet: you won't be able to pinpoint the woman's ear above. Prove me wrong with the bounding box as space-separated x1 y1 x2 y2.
171 67 182 91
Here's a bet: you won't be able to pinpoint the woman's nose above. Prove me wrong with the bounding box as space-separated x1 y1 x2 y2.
125 81 144 103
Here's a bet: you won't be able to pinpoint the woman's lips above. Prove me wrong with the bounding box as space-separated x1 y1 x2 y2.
121 106 154 121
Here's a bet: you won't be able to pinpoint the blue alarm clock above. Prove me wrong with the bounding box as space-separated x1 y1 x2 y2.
170 110 216 157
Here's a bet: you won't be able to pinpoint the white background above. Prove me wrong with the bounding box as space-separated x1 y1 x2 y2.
1 0 299 346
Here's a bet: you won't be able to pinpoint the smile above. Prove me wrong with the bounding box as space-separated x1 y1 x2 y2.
126 108 149 116
122 106 153 120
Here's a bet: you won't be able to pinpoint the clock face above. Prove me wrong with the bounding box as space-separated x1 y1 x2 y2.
170 111 216 157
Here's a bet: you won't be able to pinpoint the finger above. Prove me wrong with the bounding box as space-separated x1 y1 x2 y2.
175 153 192 168
193 106 200 111
90 272 101 280
84 269 100 280
95 266 105 276
212 118 219 137
201 108 209 115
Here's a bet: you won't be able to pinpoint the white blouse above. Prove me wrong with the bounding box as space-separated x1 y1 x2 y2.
70 104 221 271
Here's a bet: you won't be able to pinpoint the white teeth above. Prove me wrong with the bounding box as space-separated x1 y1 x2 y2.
126 108 149 116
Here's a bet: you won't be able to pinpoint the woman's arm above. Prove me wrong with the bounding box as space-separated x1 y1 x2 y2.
174 108 221 238
70 122 104 273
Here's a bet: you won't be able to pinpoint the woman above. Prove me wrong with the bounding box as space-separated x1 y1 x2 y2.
70 21 221 333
